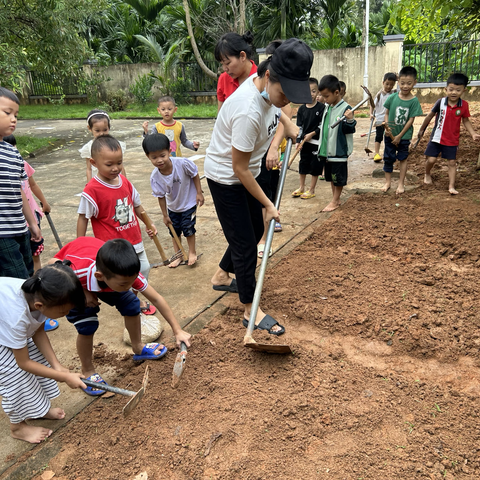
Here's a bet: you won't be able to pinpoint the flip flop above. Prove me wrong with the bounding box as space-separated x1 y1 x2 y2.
243 315 285 336
82 373 108 396
212 278 238 293
274 222 282 232
132 342 168 361
300 191 315 199
140 302 156 315
44 318 59 332
257 244 272 258
291 189 304 198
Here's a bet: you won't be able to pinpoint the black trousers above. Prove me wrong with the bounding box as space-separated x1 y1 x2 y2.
207 178 264 304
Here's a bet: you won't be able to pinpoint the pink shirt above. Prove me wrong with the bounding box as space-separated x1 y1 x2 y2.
21 161 43 219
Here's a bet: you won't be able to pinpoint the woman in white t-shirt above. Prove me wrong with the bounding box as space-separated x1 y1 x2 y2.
0 263 86 444
205 38 314 335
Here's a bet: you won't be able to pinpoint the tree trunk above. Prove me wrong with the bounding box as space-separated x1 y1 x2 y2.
239 0 245 34
183 0 217 80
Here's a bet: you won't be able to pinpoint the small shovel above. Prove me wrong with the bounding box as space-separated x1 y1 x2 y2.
172 341 188 388
140 211 182 267
83 365 149 417
244 139 293 355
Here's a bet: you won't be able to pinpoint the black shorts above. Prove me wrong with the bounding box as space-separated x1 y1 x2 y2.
375 125 385 144
299 143 322 176
424 141 458 160
324 161 348 187
168 205 197 238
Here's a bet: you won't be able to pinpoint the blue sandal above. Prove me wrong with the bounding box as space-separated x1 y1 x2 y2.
132 343 168 361
44 318 59 332
82 373 108 396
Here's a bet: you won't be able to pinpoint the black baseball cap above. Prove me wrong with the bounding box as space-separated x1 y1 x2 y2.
270 38 314 104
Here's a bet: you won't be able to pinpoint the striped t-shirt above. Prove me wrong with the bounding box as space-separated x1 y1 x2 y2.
0 141 27 237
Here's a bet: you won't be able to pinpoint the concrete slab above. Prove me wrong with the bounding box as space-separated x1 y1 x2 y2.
0 116 423 476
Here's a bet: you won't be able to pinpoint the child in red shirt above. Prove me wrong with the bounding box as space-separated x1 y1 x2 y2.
417 73 480 194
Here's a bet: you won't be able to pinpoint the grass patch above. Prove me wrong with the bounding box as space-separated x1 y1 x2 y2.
19 102 217 120
15 136 54 158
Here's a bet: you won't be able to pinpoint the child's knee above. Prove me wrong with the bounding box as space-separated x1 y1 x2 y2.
74 317 99 336
447 159 457 167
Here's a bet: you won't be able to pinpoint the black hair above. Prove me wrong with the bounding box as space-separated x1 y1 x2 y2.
339 81 346 92
22 262 85 312
383 72 397 82
214 31 254 62
91 134 121 158
309 77 319 87
0 87 20 104
399 66 417 80
142 133 170 155
3 135 16 146
257 40 282 84
96 239 140 280
447 72 468 87
87 109 111 128
157 95 176 106
319 75 341 94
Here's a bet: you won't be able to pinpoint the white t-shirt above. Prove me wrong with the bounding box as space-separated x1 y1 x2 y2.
374 91 393 125
204 75 281 185
150 157 199 213
0 278 47 349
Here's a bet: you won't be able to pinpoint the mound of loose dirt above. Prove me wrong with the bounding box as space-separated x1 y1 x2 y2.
29 111 480 480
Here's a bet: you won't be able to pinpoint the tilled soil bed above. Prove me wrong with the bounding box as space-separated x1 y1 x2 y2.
29 114 480 480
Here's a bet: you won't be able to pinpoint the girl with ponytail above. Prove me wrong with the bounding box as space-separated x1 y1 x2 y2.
0 262 86 444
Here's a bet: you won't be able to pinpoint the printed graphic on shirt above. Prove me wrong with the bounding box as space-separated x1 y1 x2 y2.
113 197 136 229
394 106 409 125
267 114 280 137
164 130 178 157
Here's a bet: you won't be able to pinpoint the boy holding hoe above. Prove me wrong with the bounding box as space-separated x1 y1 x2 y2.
382 66 423 194
416 72 480 195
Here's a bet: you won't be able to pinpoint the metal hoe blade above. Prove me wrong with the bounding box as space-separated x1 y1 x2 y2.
243 139 293 354
172 342 188 388
81 365 149 417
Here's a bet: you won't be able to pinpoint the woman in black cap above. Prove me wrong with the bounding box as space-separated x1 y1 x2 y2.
205 38 314 335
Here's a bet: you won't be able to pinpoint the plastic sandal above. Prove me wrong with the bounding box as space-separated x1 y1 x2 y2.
44 318 59 332
82 373 108 396
132 343 168 361
274 222 282 232
140 302 156 315
257 244 272 258
291 189 304 198
300 191 316 199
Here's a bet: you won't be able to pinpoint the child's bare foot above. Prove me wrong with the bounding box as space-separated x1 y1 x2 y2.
168 257 182 268
42 407 66 420
396 185 405 195
424 174 433 185
449 187 459 195
10 422 52 444
187 252 197 266
381 183 391 193
322 201 340 212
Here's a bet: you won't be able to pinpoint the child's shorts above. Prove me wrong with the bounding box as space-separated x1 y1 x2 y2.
0 234 33 278
168 205 197 238
424 141 457 160
299 143 322 176
375 125 385 143
383 137 410 173
66 290 140 336
324 160 348 187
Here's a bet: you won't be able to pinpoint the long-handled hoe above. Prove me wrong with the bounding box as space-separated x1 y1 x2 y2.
243 139 294 354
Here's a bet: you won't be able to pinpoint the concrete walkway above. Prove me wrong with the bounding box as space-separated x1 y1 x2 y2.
0 116 396 477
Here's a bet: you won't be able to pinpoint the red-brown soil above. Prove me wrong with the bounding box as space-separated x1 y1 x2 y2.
30 110 480 480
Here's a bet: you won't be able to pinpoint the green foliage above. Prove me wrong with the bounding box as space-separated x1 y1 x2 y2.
0 0 107 77
0 45 28 93
391 0 480 41
15 136 53 158
102 89 130 112
129 74 155 106
158 77 193 105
